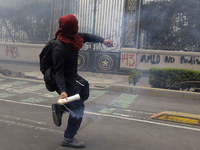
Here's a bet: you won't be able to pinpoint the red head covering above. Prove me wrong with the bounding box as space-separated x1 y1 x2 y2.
55 14 83 51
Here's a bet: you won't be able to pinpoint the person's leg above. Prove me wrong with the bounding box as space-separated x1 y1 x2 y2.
61 75 89 133
52 76 88 147
64 100 85 138
61 78 86 148
61 99 85 148
52 89 69 127
63 75 89 137
63 75 89 136
52 104 65 127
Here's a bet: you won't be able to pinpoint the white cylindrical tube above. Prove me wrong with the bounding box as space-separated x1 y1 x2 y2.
57 94 80 105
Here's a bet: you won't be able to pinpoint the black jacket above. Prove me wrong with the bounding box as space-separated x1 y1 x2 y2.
52 33 104 94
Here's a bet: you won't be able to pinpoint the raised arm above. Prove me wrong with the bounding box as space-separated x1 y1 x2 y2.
78 33 113 47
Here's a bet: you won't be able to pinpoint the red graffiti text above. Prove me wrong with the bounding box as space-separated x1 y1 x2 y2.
121 54 135 66
5 46 18 58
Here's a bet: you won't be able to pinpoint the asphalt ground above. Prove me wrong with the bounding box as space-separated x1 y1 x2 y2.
0 60 200 101
0 77 200 149
1 60 200 126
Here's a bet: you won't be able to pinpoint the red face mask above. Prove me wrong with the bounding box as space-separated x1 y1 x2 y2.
55 14 83 51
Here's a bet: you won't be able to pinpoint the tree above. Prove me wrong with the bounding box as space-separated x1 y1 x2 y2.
140 0 200 52
0 1 51 44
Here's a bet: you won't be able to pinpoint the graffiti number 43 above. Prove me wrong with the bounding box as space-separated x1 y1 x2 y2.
121 54 135 66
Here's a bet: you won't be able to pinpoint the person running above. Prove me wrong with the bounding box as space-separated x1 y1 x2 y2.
51 14 113 148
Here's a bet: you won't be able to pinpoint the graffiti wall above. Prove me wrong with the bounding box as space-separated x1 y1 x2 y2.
120 48 137 69
1 42 200 72
0 42 120 73
0 42 42 63
121 48 200 71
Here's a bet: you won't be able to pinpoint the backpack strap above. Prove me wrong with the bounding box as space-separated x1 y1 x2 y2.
53 38 67 51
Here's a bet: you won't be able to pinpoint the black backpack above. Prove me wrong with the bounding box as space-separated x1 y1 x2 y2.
39 38 65 92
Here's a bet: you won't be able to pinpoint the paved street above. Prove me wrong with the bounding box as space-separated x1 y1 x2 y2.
0 77 200 150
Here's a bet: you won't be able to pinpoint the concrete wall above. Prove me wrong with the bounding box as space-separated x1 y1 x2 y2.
1 42 200 72
120 48 200 71
0 42 44 63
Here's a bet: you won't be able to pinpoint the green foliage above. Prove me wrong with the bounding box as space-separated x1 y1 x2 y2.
128 70 143 86
148 67 200 90
140 0 200 51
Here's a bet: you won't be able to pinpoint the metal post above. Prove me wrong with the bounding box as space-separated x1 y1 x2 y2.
136 0 141 49
122 0 140 48
91 0 97 52
49 0 63 39
89 0 97 71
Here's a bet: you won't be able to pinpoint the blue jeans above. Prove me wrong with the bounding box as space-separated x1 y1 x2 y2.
57 75 89 138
